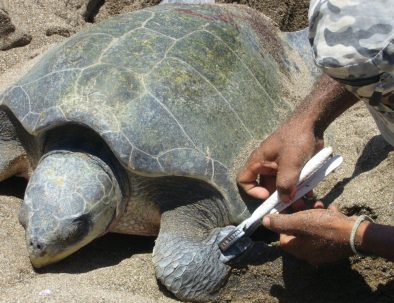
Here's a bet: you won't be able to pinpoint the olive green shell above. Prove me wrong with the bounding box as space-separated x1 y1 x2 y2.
0 4 315 222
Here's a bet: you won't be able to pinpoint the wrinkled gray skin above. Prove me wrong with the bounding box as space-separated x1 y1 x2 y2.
0 111 29 181
0 3 318 302
20 151 122 268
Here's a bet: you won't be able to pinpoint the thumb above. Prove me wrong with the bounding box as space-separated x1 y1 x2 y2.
262 214 299 235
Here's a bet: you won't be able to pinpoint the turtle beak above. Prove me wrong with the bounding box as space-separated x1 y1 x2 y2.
26 214 93 268
20 151 122 268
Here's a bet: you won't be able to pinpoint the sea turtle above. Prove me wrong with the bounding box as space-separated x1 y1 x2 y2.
0 3 320 302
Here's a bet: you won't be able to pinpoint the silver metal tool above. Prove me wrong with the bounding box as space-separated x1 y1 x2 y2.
218 146 343 261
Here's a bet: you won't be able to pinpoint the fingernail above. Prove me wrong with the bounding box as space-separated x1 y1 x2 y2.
262 216 270 227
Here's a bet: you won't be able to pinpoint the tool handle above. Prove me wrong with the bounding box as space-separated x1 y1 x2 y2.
269 155 343 214
240 147 336 232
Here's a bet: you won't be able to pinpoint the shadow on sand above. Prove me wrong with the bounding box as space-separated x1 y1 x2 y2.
270 256 394 303
322 135 393 208
35 233 156 274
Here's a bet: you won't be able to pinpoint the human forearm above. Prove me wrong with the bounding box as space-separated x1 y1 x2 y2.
357 222 394 261
264 208 394 264
289 74 360 138
237 75 360 201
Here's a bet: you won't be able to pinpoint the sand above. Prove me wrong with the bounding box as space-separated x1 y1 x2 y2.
0 0 392 302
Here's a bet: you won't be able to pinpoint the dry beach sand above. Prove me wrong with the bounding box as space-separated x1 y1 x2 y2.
0 0 392 302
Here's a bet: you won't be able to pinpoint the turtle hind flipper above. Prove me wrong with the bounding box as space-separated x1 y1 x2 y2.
0 110 29 182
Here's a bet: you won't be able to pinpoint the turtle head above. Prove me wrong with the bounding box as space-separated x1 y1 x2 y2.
19 151 124 268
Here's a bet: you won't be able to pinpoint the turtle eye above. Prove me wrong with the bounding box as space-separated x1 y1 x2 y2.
61 214 91 244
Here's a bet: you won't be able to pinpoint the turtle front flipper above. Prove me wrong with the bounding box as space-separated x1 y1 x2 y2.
0 110 29 181
152 179 232 302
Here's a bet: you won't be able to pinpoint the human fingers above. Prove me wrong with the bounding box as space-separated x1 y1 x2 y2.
259 174 277 196
327 203 339 211
243 186 270 201
289 198 305 212
275 154 305 203
262 213 306 235
237 161 277 200
279 233 335 266
290 191 317 212
278 234 317 263
279 234 297 249
313 200 324 209
280 233 349 266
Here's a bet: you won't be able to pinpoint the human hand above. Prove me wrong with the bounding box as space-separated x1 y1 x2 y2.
237 119 324 202
262 205 357 266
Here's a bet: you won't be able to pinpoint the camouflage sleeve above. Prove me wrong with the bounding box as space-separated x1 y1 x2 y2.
308 0 394 147
308 0 394 82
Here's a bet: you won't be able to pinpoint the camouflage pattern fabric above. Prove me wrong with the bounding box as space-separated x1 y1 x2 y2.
309 0 394 146
366 103 394 147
